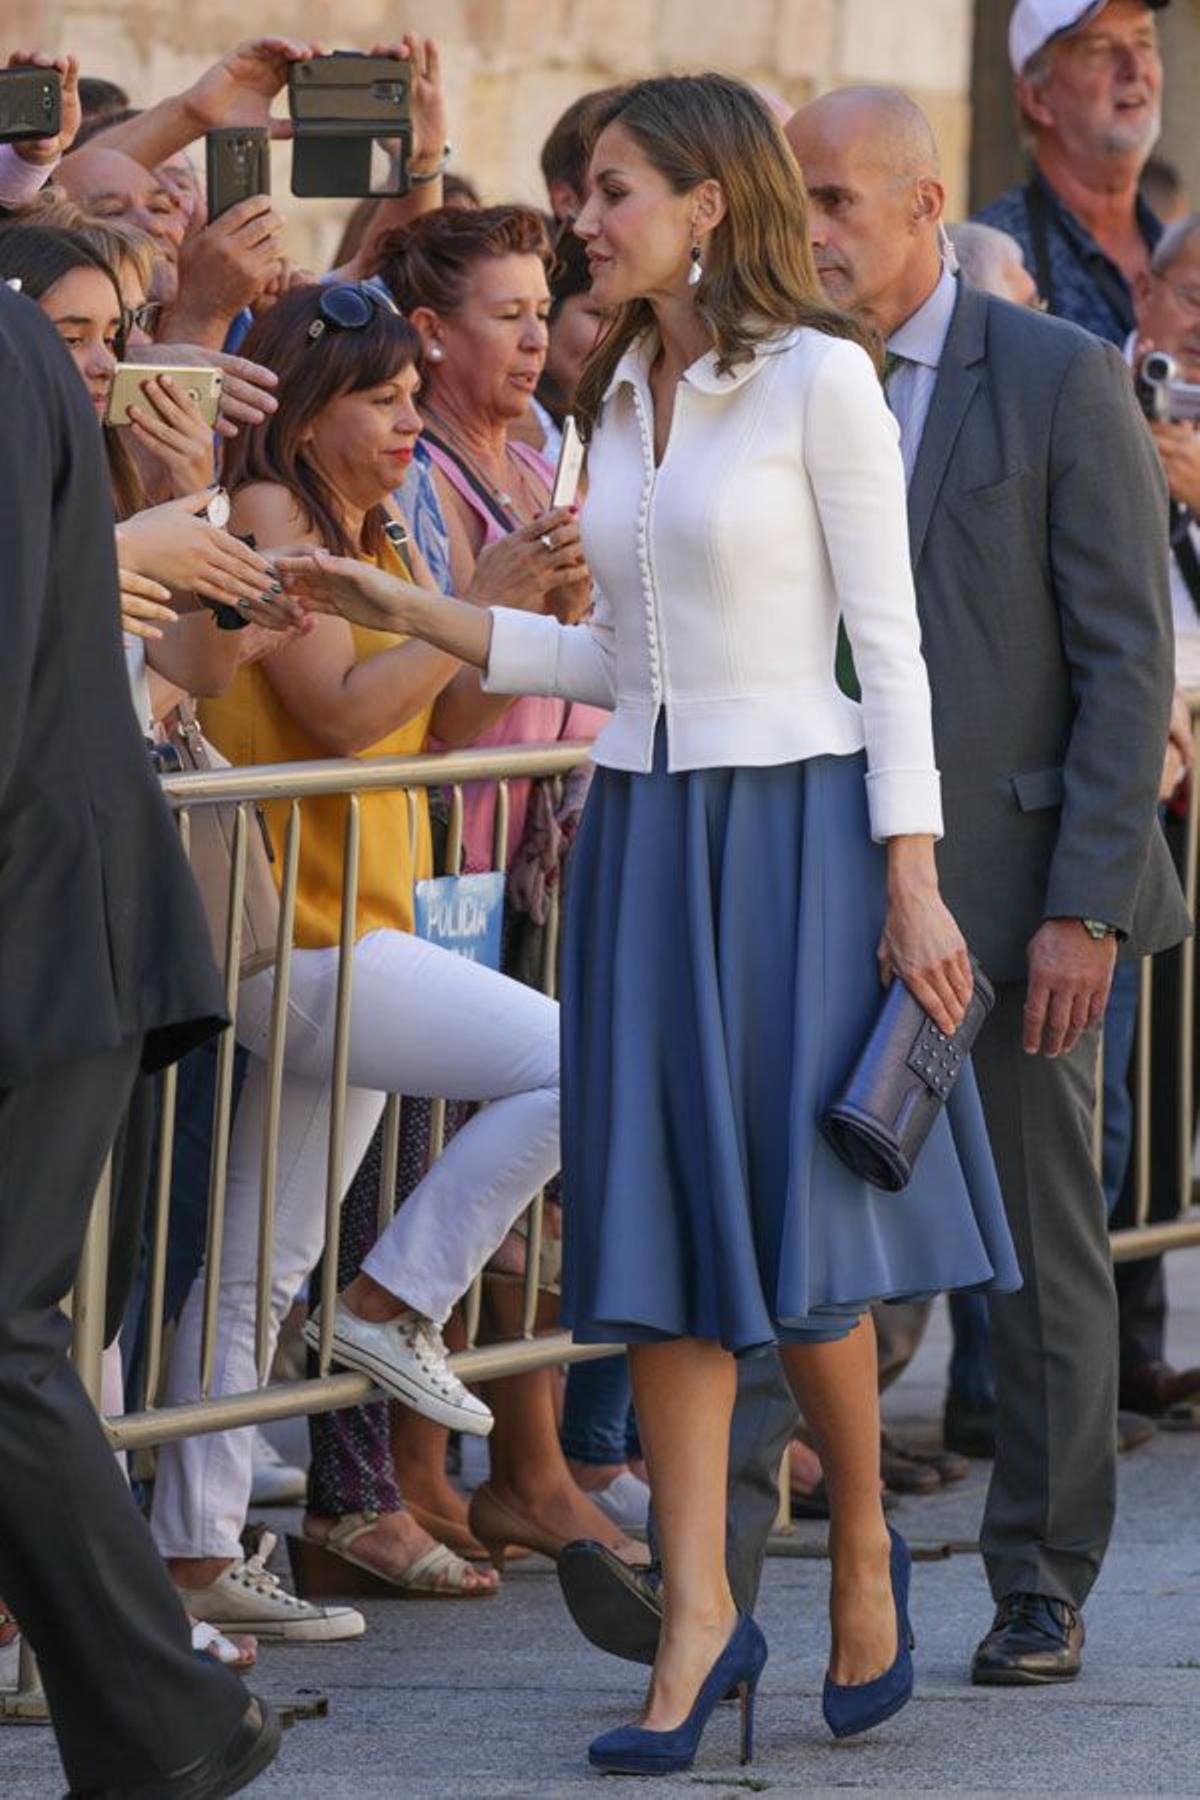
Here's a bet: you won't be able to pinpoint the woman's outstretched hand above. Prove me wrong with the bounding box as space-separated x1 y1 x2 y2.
274 550 416 633
878 837 973 1037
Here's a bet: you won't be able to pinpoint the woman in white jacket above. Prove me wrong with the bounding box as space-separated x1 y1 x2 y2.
279 74 1019 1777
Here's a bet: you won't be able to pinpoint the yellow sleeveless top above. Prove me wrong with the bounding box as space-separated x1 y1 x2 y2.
200 537 434 949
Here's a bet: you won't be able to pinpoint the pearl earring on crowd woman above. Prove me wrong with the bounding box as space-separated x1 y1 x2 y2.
428 343 445 362
688 243 703 288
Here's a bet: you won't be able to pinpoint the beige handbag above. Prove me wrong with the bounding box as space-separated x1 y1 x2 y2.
165 701 281 978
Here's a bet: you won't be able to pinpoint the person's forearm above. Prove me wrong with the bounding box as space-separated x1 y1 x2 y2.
83 92 201 171
155 299 236 352
344 179 444 280
404 587 494 669
299 638 463 757
148 611 241 697
430 665 518 746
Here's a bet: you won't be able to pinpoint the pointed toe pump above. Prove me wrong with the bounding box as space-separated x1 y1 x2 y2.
588 1612 768 1776
822 1525 915 1740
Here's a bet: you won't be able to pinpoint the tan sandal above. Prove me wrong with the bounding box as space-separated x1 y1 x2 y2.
293 1511 499 1599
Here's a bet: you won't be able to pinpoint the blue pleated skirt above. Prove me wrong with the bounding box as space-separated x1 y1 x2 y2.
559 724 1021 1356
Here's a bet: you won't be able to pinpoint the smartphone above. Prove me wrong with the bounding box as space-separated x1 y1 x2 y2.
551 416 585 511
206 127 270 222
289 53 412 199
0 67 61 142
106 364 224 428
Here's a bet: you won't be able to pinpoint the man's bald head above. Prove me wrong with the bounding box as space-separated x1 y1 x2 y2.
787 86 940 186
785 86 947 338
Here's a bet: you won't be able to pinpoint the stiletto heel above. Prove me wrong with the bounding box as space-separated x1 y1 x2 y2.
588 1613 767 1776
822 1525 914 1740
738 1677 758 1765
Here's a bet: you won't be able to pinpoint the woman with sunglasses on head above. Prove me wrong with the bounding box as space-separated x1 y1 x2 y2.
148 279 587 1635
280 76 1020 1775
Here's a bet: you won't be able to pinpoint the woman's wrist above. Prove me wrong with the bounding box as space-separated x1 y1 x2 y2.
885 833 940 899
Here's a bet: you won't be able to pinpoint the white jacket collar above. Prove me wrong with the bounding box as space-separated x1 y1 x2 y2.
603 327 794 403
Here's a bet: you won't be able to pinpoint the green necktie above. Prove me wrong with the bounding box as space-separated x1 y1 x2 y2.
835 353 908 702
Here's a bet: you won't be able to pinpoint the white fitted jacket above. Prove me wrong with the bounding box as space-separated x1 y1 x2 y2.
484 325 943 842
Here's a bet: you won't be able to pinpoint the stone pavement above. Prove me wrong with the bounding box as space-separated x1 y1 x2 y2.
5 1251 1200 1797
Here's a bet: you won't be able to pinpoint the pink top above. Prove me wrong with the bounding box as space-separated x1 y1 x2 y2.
427 439 607 873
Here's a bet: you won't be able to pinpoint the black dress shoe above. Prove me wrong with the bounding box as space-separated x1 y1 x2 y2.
971 1593 1084 1686
942 1393 996 1459
69 1695 281 1798
1120 1360 1200 1417
557 1539 663 1666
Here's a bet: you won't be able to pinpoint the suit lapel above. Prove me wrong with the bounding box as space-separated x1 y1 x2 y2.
907 282 988 571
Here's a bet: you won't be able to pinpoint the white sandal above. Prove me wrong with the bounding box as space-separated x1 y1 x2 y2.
302 1510 499 1598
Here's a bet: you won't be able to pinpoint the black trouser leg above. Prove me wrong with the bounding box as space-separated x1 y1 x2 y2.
0 1038 246 1791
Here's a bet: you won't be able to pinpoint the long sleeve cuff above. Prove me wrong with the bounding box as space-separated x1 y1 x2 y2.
0 144 59 209
482 607 564 698
865 768 944 843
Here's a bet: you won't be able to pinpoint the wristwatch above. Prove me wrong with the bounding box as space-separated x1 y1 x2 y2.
1080 918 1117 941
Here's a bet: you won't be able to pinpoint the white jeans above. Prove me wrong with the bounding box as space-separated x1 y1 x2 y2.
151 927 560 1560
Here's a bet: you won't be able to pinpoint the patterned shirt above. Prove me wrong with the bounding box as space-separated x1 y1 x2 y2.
975 170 1162 345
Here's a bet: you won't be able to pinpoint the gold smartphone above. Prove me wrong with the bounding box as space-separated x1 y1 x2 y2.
105 363 224 428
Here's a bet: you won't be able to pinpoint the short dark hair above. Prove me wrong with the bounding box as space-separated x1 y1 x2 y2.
223 284 422 560
73 105 141 148
539 87 627 206
78 76 130 122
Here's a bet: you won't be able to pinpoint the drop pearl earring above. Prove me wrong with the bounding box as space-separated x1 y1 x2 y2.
688 243 703 288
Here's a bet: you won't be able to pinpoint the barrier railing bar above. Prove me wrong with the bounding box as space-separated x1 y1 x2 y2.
198 807 248 1396
255 802 301 1383
316 796 360 1370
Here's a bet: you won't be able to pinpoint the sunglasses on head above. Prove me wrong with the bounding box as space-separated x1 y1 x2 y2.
307 282 400 344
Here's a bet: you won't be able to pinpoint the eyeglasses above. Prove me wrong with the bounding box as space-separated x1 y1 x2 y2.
306 281 400 344
122 299 162 339
1155 273 1200 319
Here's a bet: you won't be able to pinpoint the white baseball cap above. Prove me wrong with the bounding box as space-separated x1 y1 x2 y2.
1009 0 1169 76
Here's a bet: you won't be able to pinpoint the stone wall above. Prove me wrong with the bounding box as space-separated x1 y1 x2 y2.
14 0 976 267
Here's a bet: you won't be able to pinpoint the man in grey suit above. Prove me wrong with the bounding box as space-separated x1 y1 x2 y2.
557 84 1187 1687
785 85 1187 1684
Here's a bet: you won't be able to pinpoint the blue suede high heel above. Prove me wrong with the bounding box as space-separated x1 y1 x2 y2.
822 1525 915 1740
588 1613 768 1776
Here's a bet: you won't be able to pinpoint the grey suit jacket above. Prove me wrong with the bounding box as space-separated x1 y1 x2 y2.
910 279 1189 982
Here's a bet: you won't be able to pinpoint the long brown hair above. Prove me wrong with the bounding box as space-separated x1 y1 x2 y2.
573 74 874 439
222 285 422 559
0 222 145 519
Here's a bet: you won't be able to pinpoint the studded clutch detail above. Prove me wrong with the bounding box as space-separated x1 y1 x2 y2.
820 957 995 1192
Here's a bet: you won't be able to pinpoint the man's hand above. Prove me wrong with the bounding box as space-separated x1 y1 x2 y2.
369 35 447 169
7 52 81 165
1150 420 1200 514
183 37 320 136
1024 919 1117 1057
167 196 285 343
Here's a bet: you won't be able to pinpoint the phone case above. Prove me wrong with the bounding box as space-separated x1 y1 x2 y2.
106 366 224 429
288 55 410 128
0 67 61 142
206 128 270 222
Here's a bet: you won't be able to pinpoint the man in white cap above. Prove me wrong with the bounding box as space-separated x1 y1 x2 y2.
976 1 1169 344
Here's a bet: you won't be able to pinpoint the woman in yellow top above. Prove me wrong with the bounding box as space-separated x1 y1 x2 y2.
152 284 586 1634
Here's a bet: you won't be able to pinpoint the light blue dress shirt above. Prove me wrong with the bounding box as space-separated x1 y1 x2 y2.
885 264 959 487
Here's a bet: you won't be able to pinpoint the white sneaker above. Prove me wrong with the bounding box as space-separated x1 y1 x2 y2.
249 1430 307 1506
590 1470 651 1533
303 1301 493 1437
177 1533 365 1643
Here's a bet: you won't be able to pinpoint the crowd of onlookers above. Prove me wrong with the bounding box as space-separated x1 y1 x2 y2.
1 0 1199 1678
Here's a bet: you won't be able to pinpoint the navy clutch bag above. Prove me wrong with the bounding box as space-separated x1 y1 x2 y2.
821 958 995 1192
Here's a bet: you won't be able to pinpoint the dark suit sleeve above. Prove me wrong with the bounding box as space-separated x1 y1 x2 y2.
1042 335 1173 933
0 321 53 808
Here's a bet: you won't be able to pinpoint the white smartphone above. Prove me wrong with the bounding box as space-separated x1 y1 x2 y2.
106 363 224 428
550 415 585 510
